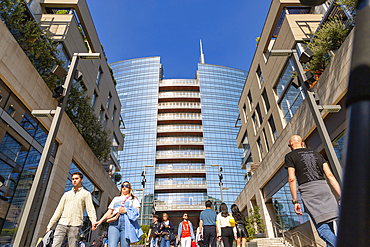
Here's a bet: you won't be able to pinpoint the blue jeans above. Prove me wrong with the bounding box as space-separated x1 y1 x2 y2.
108 214 131 247
160 236 170 247
308 211 337 247
150 237 159 247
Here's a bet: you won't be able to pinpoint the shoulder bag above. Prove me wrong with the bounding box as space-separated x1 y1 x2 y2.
229 213 236 227
106 196 130 223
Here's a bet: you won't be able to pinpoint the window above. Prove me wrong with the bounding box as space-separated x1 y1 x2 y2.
7 105 15 117
333 131 347 168
106 93 112 110
112 105 117 122
262 90 270 112
242 103 247 122
268 116 278 141
247 91 253 110
256 65 264 87
99 107 104 123
263 128 269 151
91 91 98 112
257 137 264 159
256 104 263 125
274 58 305 124
252 113 259 133
104 115 108 130
56 42 70 69
96 67 102 88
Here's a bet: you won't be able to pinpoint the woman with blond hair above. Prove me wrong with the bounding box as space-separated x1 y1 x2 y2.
159 213 174 247
94 181 143 247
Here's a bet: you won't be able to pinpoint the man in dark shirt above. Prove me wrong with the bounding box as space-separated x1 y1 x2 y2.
148 215 161 247
199 200 217 247
285 135 341 247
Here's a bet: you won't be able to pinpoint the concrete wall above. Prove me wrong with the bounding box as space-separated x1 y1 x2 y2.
0 18 120 245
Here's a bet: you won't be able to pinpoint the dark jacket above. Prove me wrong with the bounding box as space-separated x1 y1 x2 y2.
160 220 174 233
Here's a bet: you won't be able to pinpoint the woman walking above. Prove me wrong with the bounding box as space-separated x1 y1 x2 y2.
159 213 174 247
216 203 237 247
94 181 143 247
231 204 249 247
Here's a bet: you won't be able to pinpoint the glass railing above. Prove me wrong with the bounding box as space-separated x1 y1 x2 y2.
160 79 199 86
158 102 201 109
155 180 206 188
158 92 200 98
155 204 206 210
156 164 206 173
156 163 205 170
156 150 204 158
157 125 203 132
158 113 202 120
157 137 203 145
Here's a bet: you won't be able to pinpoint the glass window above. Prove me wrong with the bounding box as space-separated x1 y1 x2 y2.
96 68 102 88
56 42 70 69
104 115 108 130
91 91 98 112
112 105 117 122
247 91 253 110
332 131 346 168
106 93 112 110
99 107 104 123
263 128 269 151
7 105 15 117
256 104 263 125
262 89 270 112
268 116 278 141
257 137 264 159
256 65 264 87
252 113 258 133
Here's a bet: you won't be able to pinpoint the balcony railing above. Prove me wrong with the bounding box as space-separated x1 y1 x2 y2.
154 182 207 190
157 125 203 133
156 150 205 159
160 79 199 86
158 102 201 109
155 204 206 211
158 113 202 121
157 137 203 145
156 164 206 174
158 92 200 99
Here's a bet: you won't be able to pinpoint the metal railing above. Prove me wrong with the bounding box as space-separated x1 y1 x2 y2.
158 102 201 109
157 137 203 145
156 164 206 173
273 222 324 247
155 204 206 210
155 182 207 189
160 79 199 86
157 125 203 132
158 92 200 98
158 113 202 120
156 150 204 158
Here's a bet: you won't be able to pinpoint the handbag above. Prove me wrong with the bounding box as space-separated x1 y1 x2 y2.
106 195 130 223
229 213 236 227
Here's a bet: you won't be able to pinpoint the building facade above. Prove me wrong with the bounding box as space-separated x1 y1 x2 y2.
111 48 247 226
235 0 352 244
0 0 124 245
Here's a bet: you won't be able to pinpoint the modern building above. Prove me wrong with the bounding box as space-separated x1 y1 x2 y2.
0 0 124 245
235 0 352 245
110 43 247 226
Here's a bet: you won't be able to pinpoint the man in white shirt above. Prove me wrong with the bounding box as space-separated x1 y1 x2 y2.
46 172 97 247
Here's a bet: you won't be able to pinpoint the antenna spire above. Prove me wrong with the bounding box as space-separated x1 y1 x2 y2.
200 39 205 64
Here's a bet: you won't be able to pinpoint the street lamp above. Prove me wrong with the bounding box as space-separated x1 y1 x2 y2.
269 49 343 184
138 165 154 225
211 164 228 202
13 52 100 247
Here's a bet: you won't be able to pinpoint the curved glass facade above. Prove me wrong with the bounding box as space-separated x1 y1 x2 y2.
198 64 248 207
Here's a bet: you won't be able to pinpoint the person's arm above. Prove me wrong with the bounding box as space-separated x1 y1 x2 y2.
216 214 221 237
85 193 97 228
323 162 341 198
47 194 66 231
288 167 302 215
199 220 203 239
169 221 174 231
190 222 195 240
93 209 114 230
178 222 182 241
148 228 152 240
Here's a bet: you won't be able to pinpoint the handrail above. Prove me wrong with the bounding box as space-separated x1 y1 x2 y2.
273 222 325 247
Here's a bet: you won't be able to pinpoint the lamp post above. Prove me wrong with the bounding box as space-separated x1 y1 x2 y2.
138 164 153 225
269 49 343 184
211 164 228 202
13 53 100 247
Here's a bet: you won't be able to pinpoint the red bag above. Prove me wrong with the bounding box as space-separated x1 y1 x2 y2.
191 241 197 247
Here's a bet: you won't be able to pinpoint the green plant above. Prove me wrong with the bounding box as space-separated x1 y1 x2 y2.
137 225 150 245
101 43 117 85
244 173 248 180
114 173 122 185
306 16 349 76
55 9 68 14
244 205 265 241
335 0 357 22
255 37 260 47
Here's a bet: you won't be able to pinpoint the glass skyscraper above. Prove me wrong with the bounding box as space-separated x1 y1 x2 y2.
111 48 247 226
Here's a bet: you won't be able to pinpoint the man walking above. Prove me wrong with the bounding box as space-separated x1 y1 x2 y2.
285 135 341 247
178 213 195 247
199 200 217 247
148 215 161 247
46 172 97 247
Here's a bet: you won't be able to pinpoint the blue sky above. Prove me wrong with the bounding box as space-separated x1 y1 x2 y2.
87 0 272 79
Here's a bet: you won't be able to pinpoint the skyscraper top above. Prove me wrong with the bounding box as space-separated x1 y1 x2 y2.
200 39 205 64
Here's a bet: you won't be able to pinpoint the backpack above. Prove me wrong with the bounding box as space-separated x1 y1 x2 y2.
37 230 54 247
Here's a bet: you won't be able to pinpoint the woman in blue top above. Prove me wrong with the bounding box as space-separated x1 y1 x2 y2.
94 181 143 247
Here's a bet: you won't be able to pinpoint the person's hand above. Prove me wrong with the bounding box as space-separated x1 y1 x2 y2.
234 235 237 241
178 238 180 242
199 234 202 240
119 207 127 214
46 228 51 233
294 203 303 215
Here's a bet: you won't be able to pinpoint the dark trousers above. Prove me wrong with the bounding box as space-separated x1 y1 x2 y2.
221 227 233 247
203 225 216 247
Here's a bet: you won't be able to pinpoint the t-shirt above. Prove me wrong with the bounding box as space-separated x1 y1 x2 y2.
181 221 191 238
200 209 217 226
285 148 326 185
150 222 160 236
108 195 140 214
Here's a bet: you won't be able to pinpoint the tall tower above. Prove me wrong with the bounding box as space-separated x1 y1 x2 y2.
111 50 247 226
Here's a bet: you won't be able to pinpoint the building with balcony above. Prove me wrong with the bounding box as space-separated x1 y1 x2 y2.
0 0 124 245
111 46 247 226
235 0 353 245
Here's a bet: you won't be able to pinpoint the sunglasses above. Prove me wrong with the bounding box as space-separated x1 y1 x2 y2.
121 184 130 188
184 215 188 217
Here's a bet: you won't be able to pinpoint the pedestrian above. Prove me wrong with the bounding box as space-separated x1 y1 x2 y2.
199 200 218 247
90 240 96 247
216 203 236 247
178 213 195 247
230 204 248 247
93 181 143 247
77 237 85 247
285 135 341 247
159 213 174 247
148 215 161 247
195 226 203 247
46 172 97 247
